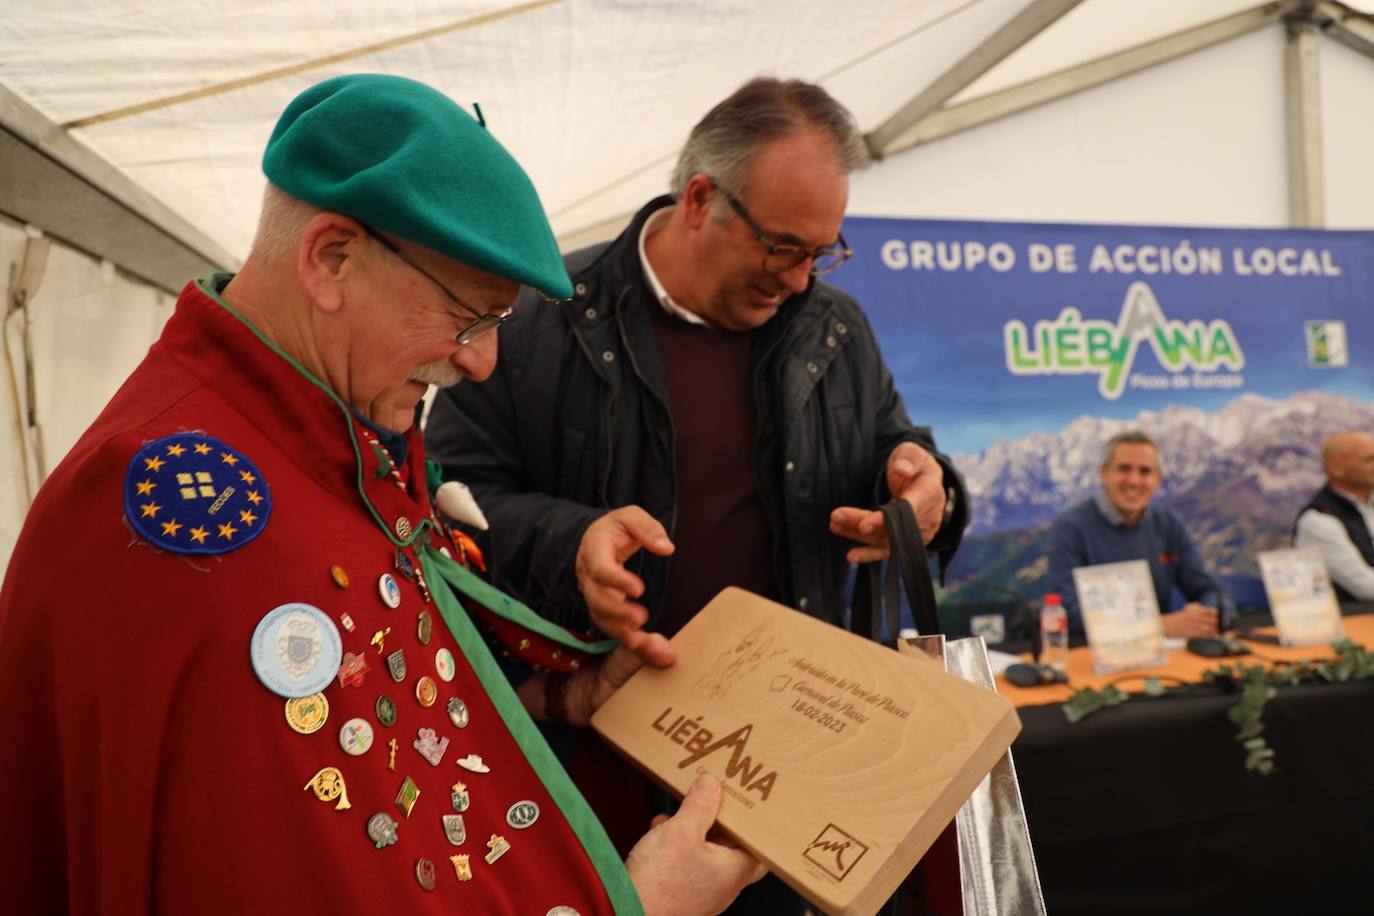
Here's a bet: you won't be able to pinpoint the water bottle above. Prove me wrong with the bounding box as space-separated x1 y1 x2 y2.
1039 593 1070 675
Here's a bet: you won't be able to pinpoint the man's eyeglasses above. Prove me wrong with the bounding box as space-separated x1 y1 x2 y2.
709 179 851 276
365 228 512 345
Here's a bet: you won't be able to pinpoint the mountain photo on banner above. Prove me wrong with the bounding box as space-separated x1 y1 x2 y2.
827 216 1374 607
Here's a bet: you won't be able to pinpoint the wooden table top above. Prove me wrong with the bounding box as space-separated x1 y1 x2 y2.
996 613 1374 708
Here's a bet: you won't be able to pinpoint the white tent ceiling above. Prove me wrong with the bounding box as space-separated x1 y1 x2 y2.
6 0 1369 288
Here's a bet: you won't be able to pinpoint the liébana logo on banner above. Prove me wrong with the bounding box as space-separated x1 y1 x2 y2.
1002 282 1244 400
878 234 1347 402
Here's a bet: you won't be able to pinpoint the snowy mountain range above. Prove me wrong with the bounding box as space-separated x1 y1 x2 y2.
940 390 1374 603
952 390 1374 536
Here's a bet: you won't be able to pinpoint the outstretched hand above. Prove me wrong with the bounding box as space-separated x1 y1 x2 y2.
829 442 945 564
575 506 677 667
557 638 672 726
1163 602 1219 638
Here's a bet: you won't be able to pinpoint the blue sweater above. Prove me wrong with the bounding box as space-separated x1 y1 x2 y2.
1046 493 1218 634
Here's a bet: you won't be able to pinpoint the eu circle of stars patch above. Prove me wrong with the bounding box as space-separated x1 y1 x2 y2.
123 433 272 555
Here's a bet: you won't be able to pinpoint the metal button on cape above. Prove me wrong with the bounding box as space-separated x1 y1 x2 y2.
395 776 420 817
339 718 375 756
284 693 329 734
250 603 343 698
415 858 436 891
414 727 449 766
367 812 399 848
337 651 369 688
455 754 489 774
485 834 510 865
303 766 351 810
506 800 539 829
415 675 438 708
378 573 402 609
435 648 456 682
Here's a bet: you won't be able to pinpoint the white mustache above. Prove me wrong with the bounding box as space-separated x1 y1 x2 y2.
410 359 464 389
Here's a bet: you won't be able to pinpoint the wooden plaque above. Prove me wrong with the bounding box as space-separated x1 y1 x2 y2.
591 588 1021 916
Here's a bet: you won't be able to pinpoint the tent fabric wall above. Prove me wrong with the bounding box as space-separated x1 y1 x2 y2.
1320 36 1374 227
1 215 173 564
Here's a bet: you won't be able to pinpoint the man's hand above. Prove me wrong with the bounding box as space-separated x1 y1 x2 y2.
829 442 945 564
559 640 671 726
576 506 676 666
626 775 767 916
1162 603 1219 638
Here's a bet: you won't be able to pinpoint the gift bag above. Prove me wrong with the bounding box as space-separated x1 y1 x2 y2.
853 500 1046 916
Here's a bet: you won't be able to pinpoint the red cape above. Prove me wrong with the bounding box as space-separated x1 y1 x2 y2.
0 277 638 915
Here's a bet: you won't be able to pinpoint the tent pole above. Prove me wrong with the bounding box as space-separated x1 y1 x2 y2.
1314 1 1374 62
1284 15 1325 228
876 1 1298 157
1 85 235 293
865 0 1086 159
3 231 52 506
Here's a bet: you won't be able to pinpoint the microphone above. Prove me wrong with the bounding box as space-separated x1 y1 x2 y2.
1186 570 1249 658
1198 569 1235 632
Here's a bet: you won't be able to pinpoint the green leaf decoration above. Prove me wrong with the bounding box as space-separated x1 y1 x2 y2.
1060 640 1374 776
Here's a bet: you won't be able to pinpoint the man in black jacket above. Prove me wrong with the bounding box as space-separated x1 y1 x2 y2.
1295 431 1374 602
427 77 965 648
426 75 968 915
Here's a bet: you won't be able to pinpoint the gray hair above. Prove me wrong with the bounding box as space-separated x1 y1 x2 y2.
670 77 869 222
1102 430 1160 469
248 182 321 263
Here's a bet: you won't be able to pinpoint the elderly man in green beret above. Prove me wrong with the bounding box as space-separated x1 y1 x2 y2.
0 73 760 915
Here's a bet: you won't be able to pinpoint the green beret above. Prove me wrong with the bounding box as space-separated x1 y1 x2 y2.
263 73 571 300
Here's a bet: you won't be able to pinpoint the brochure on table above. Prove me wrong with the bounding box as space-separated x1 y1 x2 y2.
1073 559 1168 674
1257 547 1346 647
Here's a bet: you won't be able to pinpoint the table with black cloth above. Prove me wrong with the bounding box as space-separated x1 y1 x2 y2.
996 611 1374 915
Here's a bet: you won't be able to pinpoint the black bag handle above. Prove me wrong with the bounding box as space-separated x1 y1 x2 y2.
850 499 941 642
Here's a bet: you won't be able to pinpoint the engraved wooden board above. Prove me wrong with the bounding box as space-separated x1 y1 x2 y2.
591 587 1022 916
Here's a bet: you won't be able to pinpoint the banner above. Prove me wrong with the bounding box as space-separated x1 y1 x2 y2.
827 217 1374 606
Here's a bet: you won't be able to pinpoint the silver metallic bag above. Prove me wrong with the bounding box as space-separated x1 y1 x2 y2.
903 634 1047 916
853 501 1046 915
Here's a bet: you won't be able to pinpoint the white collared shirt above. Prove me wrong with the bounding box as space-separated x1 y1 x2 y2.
637 204 707 326
1092 489 1130 527
1294 486 1374 600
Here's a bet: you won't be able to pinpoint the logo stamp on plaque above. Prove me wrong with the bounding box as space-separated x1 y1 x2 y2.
803 823 869 882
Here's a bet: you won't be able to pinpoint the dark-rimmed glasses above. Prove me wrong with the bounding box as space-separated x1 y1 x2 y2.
708 179 851 276
365 228 512 344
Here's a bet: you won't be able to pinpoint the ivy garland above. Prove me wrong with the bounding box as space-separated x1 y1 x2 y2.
1062 639 1374 775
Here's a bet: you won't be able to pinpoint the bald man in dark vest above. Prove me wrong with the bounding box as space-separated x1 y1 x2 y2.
1295 431 1374 602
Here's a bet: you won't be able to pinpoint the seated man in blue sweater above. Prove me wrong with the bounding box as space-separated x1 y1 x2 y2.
1046 431 1221 637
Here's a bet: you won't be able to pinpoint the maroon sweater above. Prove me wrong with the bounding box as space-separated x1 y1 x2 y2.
649 304 776 635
